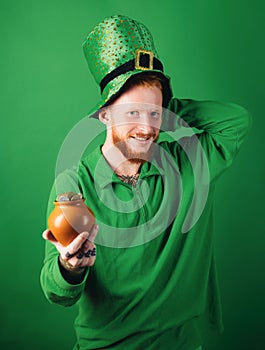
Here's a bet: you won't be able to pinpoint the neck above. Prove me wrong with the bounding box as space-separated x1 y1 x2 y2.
101 143 142 176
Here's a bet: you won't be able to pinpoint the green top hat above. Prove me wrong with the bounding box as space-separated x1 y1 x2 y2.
82 15 172 116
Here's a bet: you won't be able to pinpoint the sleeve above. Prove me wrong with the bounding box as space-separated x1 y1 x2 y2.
161 98 253 182
40 168 89 307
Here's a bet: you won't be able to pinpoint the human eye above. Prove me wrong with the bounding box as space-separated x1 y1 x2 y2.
150 111 161 118
127 111 140 118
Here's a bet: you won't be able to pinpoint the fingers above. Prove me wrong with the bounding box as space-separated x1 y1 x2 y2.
65 231 89 258
74 237 97 267
42 225 99 269
81 246 97 267
76 224 98 267
88 224 99 243
64 247 96 268
65 237 97 268
83 238 97 266
61 230 97 268
84 248 96 258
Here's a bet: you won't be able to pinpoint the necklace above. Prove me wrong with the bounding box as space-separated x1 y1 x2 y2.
117 173 139 187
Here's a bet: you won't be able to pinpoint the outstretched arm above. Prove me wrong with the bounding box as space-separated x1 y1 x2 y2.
40 225 98 307
40 169 98 306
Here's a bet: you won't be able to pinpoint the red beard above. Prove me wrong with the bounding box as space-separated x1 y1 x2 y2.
112 129 157 164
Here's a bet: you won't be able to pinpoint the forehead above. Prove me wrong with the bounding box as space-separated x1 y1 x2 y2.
110 85 163 107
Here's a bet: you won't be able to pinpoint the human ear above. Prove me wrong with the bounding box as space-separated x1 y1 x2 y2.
98 107 110 125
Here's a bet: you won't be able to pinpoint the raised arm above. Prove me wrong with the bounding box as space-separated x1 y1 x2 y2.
161 98 252 181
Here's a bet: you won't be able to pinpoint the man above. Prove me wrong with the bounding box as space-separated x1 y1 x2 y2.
40 15 252 350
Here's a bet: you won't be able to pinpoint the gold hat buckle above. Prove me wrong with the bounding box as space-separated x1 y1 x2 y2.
135 49 154 70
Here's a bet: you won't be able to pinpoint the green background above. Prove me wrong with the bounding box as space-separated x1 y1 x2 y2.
1 0 264 349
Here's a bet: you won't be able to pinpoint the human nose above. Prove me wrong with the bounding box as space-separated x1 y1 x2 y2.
138 111 159 130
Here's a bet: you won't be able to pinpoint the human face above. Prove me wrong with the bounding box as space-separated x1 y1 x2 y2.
104 85 163 163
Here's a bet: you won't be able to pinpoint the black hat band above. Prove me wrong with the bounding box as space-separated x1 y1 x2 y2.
100 50 164 94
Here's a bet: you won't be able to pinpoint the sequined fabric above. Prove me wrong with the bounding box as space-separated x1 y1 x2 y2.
82 15 168 107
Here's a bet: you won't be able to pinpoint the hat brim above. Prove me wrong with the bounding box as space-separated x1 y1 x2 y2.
87 70 172 118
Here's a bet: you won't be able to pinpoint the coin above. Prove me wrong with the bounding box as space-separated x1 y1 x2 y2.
70 193 83 201
56 192 83 202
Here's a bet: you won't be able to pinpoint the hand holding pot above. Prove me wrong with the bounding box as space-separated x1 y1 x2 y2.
42 224 99 269
44 192 98 271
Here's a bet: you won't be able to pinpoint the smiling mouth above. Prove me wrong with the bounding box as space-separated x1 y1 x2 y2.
130 134 154 142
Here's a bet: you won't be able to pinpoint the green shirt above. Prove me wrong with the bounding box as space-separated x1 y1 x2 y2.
40 98 252 350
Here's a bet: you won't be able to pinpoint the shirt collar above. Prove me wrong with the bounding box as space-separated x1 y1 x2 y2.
82 145 165 189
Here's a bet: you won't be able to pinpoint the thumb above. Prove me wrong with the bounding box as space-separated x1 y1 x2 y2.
42 229 58 244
